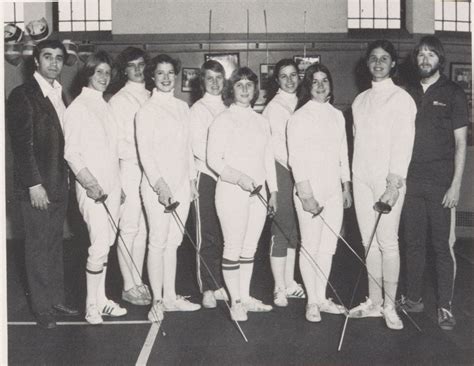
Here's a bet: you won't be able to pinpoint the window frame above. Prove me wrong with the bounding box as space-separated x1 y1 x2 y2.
3 2 25 30
347 0 407 34
434 0 471 34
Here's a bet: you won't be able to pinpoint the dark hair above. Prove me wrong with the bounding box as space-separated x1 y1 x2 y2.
112 47 148 91
413 35 445 71
145 54 181 83
265 58 299 104
365 39 398 77
222 67 259 107
199 60 225 94
33 39 67 63
295 63 334 111
80 50 113 87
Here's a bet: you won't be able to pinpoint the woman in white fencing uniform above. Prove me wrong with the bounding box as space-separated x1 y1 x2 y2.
287 63 352 322
109 47 151 306
263 58 306 307
189 60 229 308
207 67 277 322
136 54 200 322
64 51 127 324
349 40 416 330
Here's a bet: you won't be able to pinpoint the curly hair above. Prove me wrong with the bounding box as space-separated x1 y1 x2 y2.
145 54 181 85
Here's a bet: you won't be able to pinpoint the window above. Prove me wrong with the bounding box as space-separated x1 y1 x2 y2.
435 0 471 32
348 0 403 29
54 0 112 32
3 2 24 29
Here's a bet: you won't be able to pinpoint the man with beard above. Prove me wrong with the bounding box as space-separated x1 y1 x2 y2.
401 36 468 331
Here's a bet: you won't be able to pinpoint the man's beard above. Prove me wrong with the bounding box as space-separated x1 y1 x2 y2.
418 63 440 78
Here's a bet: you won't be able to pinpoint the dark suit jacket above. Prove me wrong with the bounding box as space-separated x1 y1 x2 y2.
7 78 68 202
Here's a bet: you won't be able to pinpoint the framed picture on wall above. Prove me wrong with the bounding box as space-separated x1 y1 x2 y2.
182 68 200 92
293 55 321 78
450 62 471 95
260 64 276 90
204 53 240 79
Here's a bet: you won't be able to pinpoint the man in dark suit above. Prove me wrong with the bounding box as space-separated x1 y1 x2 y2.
7 39 79 329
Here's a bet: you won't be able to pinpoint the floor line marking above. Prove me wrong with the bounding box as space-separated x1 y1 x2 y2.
8 320 152 326
136 323 160 366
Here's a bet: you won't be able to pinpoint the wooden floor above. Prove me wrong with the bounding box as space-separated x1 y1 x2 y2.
6 208 474 365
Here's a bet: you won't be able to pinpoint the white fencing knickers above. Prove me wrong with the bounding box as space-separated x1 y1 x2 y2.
353 175 406 306
77 183 121 272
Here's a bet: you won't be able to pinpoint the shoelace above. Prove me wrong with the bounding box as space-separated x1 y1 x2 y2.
439 308 453 320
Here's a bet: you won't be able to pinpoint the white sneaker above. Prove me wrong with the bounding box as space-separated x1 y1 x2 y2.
274 288 288 307
122 284 152 306
85 304 103 325
202 290 217 309
382 304 404 330
148 300 164 322
286 282 306 299
230 302 248 322
349 298 382 318
243 296 273 312
214 288 229 302
318 298 346 314
306 303 321 322
163 295 201 312
100 300 127 317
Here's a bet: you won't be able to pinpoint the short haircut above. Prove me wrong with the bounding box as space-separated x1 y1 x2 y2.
113 47 148 88
222 67 259 107
365 39 398 76
413 35 446 71
199 60 225 93
145 54 181 82
33 39 67 62
80 50 113 87
296 63 334 111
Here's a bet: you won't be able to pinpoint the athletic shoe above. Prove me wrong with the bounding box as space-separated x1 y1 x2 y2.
382 304 404 330
100 300 127 317
230 302 248 322
306 303 321 322
286 282 306 299
163 295 201 312
398 295 424 313
274 288 288 307
148 300 164 322
202 290 217 309
318 298 346 314
349 298 382 318
214 288 229 302
438 307 456 331
85 304 103 325
243 296 273 312
122 284 152 306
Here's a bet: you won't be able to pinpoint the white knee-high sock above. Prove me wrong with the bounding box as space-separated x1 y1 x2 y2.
96 263 108 305
366 247 383 306
315 252 333 303
222 258 240 304
270 256 286 291
382 250 400 307
86 268 103 306
132 227 147 285
117 236 136 291
285 248 297 287
163 246 177 301
147 247 164 301
239 257 254 302
299 246 317 304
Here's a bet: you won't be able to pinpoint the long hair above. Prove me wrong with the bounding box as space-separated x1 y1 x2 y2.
191 60 226 104
222 67 259 107
265 58 299 105
71 50 113 98
295 63 334 111
413 35 446 72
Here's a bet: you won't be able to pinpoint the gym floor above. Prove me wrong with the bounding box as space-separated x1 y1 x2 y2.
6 207 474 365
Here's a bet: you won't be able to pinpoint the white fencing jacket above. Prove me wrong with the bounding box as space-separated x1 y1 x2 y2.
136 89 196 192
352 78 416 183
109 81 150 165
287 100 350 201
190 92 227 180
64 87 120 194
263 89 297 170
208 104 278 193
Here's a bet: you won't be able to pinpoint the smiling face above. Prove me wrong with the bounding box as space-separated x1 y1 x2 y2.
310 71 331 103
367 47 395 82
204 69 225 96
35 47 64 83
233 78 255 107
153 62 176 93
88 62 111 92
416 46 441 79
277 65 299 94
125 57 146 83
